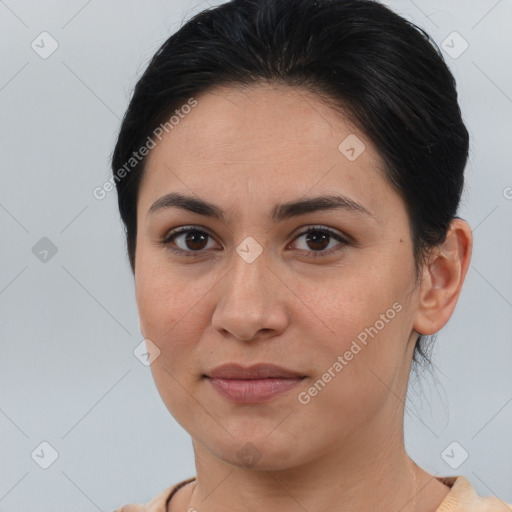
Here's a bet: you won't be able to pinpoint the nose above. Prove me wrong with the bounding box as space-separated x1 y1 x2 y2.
211 243 288 342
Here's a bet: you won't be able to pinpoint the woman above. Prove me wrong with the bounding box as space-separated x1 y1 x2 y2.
111 0 511 510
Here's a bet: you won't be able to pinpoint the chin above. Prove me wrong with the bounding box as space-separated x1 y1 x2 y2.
201 432 309 471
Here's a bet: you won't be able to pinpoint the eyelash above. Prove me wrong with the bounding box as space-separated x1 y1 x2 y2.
160 225 350 259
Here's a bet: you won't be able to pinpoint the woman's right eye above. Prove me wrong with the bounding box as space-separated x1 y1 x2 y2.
161 227 218 257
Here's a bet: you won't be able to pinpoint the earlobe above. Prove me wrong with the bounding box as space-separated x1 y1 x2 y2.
413 219 473 336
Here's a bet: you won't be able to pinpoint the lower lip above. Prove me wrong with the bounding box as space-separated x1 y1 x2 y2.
207 377 304 403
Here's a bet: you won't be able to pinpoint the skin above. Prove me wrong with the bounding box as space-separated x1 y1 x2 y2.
134 83 472 512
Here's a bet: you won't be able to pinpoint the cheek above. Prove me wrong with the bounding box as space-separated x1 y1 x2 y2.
135 262 207 425
135 255 208 338
297 314 408 435
296 261 407 340
294 263 413 406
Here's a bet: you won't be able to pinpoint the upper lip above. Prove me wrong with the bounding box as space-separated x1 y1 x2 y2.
205 363 304 379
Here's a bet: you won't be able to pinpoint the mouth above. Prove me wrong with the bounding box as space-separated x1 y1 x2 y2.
203 363 306 404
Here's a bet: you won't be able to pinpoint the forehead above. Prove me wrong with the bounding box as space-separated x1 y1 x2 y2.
147 83 369 162
138 83 399 221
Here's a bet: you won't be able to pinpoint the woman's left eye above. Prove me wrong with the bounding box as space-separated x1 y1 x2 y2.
290 226 349 258
160 225 349 258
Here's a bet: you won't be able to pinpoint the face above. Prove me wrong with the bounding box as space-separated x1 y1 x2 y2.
135 84 421 470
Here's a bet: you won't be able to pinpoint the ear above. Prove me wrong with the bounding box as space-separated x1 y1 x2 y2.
413 218 473 336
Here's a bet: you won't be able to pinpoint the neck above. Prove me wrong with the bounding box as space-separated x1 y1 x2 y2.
185 417 442 512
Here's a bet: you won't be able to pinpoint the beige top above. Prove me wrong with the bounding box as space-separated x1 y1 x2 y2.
114 476 512 511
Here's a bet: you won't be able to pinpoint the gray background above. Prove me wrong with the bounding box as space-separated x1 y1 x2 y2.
0 0 511 510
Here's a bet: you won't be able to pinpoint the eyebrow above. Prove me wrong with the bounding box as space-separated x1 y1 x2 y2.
147 191 372 223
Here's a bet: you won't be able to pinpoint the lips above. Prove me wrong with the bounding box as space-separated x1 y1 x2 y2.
204 363 306 403
206 363 304 380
